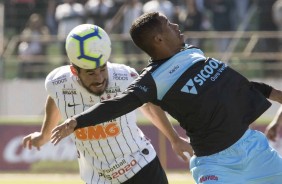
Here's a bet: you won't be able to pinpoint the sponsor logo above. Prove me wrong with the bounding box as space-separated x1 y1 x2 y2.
52 76 67 85
199 175 219 183
75 121 120 140
3 136 76 163
181 59 227 95
67 103 80 107
98 159 137 180
105 86 121 94
169 65 179 74
181 79 197 94
135 84 148 92
62 89 77 95
113 73 128 80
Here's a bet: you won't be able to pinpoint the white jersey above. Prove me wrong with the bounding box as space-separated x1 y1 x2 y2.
45 62 156 183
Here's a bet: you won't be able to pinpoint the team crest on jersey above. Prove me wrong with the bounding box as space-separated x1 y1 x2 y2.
62 88 77 95
113 73 128 80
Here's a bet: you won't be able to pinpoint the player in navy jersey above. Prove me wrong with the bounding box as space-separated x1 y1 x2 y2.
51 12 282 183
22 24 192 184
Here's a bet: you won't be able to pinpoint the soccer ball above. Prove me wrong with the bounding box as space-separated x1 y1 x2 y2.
65 24 111 69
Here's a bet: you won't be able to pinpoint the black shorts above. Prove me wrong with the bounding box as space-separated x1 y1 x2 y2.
122 156 168 184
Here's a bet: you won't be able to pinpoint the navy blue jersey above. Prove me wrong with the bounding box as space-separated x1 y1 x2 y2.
75 45 272 156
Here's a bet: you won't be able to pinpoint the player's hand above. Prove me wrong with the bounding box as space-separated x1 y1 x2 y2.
265 124 279 142
51 118 77 145
22 132 47 151
171 137 193 162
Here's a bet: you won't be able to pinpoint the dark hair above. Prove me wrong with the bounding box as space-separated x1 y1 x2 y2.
130 12 163 55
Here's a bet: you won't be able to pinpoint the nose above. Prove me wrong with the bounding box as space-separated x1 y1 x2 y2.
173 23 179 29
92 71 104 83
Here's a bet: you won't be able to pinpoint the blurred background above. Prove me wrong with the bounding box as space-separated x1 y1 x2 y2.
1 0 282 178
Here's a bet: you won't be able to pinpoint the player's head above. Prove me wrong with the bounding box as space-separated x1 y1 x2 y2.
130 11 185 60
71 63 109 96
66 24 111 96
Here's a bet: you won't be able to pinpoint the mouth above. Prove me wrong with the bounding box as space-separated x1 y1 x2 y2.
92 81 104 88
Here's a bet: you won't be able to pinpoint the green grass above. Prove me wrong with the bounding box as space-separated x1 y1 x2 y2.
0 173 195 184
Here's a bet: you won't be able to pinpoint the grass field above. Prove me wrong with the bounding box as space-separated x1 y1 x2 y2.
0 172 195 184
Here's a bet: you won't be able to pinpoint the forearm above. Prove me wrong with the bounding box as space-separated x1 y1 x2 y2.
41 96 61 140
268 88 282 104
270 106 282 127
74 93 142 130
140 103 179 143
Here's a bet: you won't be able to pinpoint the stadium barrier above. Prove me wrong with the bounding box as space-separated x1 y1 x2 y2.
0 123 281 171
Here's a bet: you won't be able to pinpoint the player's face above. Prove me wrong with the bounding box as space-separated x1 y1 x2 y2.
78 64 109 96
158 14 185 50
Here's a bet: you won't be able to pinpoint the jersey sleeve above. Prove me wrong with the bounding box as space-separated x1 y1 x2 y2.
74 92 142 129
250 81 273 98
125 69 157 104
44 67 61 99
74 69 157 130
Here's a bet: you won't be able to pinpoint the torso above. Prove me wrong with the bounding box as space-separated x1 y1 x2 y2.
45 62 156 183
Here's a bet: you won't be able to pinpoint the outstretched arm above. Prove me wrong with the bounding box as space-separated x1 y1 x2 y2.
265 106 282 142
22 95 61 150
139 103 193 162
268 88 282 104
51 93 142 145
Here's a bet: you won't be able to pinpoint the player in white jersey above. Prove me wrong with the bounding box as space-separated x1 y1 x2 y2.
22 24 192 184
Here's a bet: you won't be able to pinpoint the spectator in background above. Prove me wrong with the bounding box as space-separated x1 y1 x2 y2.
182 0 207 48
232 0 250 30
204 0 234 53
272 0 282 52
45 0 59 35
106 0 144 70
17 13 50 78
255 0 279 76
6 0 36 35
143 0 175 22
85 0 114 29
55 0 85 57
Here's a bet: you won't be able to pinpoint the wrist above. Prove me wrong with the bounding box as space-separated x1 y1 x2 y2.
69 118 77 130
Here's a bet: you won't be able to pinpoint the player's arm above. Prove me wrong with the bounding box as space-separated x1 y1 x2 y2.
265 105 282 142
250 81 282 103
51 92 142 145
139 103 193 162
22 95 61 150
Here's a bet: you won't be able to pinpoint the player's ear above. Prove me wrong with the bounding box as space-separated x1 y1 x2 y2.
70 65 78 76
154 34 162 43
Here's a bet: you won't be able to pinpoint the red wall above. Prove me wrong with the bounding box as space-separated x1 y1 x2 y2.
1 124 281 171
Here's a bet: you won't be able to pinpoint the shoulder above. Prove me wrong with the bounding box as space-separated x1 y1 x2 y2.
45 65 72 90
107 62 139 80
